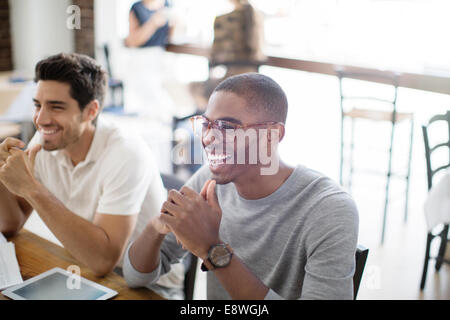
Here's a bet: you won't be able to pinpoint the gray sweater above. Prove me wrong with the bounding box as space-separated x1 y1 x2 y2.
123 165 359 299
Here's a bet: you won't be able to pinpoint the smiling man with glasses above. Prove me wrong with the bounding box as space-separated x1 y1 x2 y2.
124 73 359 300
190 114 283 176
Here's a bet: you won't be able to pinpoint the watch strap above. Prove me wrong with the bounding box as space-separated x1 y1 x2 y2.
201 259 215 272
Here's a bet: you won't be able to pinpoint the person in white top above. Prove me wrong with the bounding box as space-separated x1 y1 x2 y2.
0 53 184 299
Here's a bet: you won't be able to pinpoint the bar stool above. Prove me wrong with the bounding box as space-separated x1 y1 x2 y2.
337 70 414 244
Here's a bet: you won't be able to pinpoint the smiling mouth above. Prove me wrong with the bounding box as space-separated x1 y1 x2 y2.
39 127 61 137
206 152 233 167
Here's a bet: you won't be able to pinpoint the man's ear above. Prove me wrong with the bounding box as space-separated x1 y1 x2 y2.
268 124 285 143
277 124 285 142
83 100 100 123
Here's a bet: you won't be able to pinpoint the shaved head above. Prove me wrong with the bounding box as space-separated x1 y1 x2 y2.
212 73 288 123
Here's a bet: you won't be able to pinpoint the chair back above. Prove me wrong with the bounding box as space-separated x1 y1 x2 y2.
337 70 399 114
160 173 198 300
421 110 450 190
353 245 369 299
171 113 203 175
103 43 114 79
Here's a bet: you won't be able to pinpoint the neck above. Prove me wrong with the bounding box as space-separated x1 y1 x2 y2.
64 124 96 166
233 159 294 200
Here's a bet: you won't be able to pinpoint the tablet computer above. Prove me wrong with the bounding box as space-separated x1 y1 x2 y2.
1 267 118 300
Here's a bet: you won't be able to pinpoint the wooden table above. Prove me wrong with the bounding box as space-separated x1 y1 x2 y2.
0 230 163 300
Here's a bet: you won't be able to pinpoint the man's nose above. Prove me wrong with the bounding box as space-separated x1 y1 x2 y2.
35 107 52 126
202 127 224 147
202 128 213 146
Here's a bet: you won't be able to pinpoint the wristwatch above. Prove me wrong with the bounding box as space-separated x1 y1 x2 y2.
201 243 233 272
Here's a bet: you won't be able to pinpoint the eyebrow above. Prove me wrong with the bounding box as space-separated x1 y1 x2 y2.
203 114 242 125
32 98 66 105
218 117 242 124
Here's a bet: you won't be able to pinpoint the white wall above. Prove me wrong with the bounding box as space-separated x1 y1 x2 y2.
94 0 121 76
9 0 74 76
94 0 119 51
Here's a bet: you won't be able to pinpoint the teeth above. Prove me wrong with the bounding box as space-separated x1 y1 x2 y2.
40 128 58 134
207 153 231 164
208 154 228 161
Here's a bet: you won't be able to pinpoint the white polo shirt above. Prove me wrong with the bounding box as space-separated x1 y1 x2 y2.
27 117 184 295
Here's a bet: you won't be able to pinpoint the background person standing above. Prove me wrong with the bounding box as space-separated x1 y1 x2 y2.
124 0 175 120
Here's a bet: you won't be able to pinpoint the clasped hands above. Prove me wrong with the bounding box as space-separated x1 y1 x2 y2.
155 179 222 261
0 137 41 197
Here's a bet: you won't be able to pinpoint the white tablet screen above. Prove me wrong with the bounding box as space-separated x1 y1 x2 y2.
2 268 117 300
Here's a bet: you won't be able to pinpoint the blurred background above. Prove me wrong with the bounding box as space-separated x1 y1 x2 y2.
0 0 449 299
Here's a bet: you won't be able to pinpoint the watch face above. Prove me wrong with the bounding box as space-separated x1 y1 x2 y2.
210 244 232 267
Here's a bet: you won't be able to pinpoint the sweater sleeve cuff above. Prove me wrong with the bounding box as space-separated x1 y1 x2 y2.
123 241 161 288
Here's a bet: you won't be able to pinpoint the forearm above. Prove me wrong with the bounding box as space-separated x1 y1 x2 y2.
0 181 28 236
128 220 166 273
212 254 269 300
24 183 119 276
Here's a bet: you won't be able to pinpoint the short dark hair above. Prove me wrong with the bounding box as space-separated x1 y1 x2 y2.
34 53 107 125
213 73 288 123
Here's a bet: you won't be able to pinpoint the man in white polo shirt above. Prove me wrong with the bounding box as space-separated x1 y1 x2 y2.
0 53 184 299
